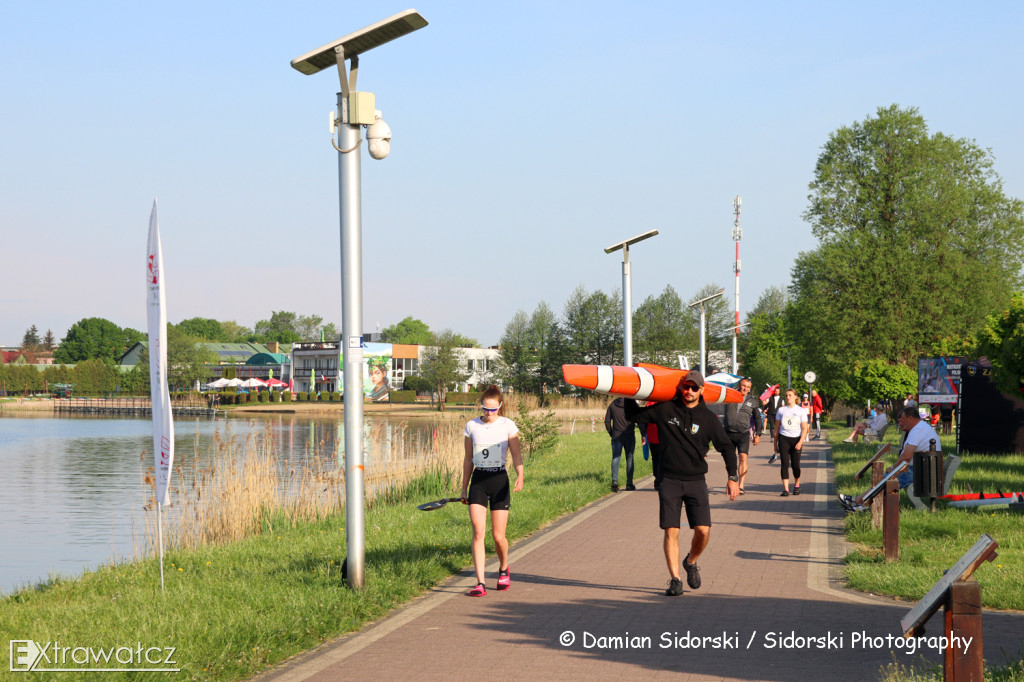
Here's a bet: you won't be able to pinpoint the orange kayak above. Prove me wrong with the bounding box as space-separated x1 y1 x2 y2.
562 363 744 404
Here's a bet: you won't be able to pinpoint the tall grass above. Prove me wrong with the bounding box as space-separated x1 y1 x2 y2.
141 418 469 552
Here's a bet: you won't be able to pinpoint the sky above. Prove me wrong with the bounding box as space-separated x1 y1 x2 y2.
3 1 1023 349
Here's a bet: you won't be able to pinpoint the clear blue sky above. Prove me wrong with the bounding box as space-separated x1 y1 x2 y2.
3 1 1022 348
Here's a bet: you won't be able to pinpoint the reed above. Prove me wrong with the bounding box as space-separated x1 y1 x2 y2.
142 417 469 552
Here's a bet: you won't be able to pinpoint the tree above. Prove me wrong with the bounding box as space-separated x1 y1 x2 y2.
136 327 215 391
219 320 251 342
790 104 1024 396
497 310 533 395
633 285 693 366
71 358 120 395
976 293 1024 394
381 316 434 345
419 329 470 410
849 359 918 406
740 287 792 395
55 318 140 363
21 325 41 351
686 283 733 354
175 317 226 341
561 286 621 366
251 311 302 344
296 314 324 341
528 302 565 401
42 329 56 351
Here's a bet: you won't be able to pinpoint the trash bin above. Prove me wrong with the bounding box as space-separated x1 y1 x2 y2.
847 414 856 427
913 451 943 498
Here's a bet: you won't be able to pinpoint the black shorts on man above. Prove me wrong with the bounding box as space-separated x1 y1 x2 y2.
658 478 712 529
727 431 750 454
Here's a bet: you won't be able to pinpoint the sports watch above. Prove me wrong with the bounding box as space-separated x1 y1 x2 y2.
728 475 739 482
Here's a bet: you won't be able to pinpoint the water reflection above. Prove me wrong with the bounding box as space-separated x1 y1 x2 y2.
0 412 440 595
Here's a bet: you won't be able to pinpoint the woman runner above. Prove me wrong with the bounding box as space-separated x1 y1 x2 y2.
462 385 524 596
772 388 808 496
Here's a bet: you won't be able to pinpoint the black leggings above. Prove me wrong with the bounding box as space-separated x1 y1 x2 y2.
777 434 802 480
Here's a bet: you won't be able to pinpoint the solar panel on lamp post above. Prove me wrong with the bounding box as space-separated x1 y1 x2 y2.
290 9 428 590
604 230 658 367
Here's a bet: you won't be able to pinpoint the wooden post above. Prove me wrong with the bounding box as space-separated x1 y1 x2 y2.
871 461 885 529
883 478 900 560
944 579 983 682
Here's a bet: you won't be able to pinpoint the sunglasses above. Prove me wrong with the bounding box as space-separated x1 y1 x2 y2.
481 404 502 413
681 383 701 392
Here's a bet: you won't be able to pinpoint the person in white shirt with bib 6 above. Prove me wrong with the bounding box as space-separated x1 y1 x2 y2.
462 385 524 597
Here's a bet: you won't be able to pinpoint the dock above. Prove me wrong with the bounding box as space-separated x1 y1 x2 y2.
53 397 217 417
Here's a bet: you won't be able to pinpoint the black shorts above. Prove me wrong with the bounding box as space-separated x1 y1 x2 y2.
727 431 751 454
468 469 511 510
658 478 711 529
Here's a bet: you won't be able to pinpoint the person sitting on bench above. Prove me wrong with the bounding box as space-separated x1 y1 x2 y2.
838 406 940 512
842 406 888 444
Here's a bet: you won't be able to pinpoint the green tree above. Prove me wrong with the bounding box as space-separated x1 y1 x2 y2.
42 329 56 351
528 302 565 401
252 311 302 344
55 318 141 363
497 310 534 396
296 314 324 341
22 325 41 351
136 327 215 391
977 293 1024 394
381 316 434 345
634 285 692 366
741 287 792 395
560 286 621 366
220 320 251 342
419 329 470 411
790 104 1024 395
849 359 918 406
175 317 226 341
686 283 733 351
72 358 120 395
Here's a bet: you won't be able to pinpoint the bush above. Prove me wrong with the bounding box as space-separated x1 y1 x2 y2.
318 391 329 402
296 391 306 402
258 391 267 403
390 390 416 403
331 391 341 402
446 391 481 405
282 390 292 402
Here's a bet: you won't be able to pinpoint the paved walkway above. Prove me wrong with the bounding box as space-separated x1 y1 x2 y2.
258 436 1024 681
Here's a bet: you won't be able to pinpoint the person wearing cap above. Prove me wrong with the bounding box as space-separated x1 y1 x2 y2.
624 370 738 597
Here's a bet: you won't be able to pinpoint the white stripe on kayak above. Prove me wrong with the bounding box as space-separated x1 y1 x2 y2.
711 386 726 403
596 366 614 393
634 367 655 400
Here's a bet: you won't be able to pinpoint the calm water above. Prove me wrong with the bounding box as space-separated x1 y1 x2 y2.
0 413 438 595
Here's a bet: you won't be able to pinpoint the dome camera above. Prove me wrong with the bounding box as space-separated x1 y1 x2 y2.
366 110 391 160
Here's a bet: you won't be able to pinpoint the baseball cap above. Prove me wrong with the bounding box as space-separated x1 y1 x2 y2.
681 370 704 388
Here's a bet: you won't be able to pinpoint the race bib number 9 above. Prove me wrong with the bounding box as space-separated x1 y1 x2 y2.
473 442 503 468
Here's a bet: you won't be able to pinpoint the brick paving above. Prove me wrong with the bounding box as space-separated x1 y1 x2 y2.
258 436 1024 681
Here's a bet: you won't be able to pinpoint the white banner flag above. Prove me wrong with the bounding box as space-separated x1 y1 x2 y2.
146 200 174 506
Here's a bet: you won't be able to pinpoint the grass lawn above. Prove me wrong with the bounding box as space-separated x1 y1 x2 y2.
1 431 642 680
828 424 1024 610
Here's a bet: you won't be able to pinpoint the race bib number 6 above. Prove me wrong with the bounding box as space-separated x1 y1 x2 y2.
473 442 503 468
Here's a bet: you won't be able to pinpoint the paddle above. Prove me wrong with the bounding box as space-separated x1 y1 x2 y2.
416 497 465 511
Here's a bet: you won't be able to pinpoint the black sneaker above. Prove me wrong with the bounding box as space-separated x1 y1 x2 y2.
625 483 636 491
682 554 701 589
768 453 778 464
838 493 855 509
611 483 619 493
665 577 684 596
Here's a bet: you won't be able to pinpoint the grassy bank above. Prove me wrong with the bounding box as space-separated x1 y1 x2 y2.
2 430 647 680
829 427 1024 610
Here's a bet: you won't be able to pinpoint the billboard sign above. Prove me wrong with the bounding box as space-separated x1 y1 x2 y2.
918 356 966 404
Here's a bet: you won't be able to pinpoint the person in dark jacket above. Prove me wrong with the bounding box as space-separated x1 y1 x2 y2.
605 397 637 492
723 377 762 494
625 370 738 597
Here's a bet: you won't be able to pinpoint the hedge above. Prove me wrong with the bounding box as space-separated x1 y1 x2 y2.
446 391 482 405
389 390 416 403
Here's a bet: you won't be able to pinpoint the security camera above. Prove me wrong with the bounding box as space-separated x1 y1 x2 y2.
366 110 391 160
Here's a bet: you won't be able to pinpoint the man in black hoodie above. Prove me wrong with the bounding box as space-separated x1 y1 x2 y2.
625 370 738 596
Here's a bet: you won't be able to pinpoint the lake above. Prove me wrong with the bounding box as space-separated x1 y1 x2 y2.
0 412 441 595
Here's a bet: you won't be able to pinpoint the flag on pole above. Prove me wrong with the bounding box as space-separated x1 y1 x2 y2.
146 200 174 506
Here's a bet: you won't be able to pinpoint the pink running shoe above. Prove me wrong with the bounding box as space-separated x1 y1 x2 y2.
497 567 510 591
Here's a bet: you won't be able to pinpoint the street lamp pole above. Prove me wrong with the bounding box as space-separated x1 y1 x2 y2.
689 289 725 376
291 10 427 590
605 229 658 366
732 196 742 374
782 342 793 390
